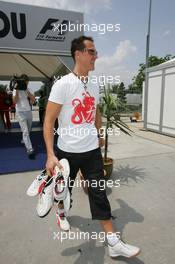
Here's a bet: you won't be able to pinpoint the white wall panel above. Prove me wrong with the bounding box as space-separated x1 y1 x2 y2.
165 67 175 74
149 71 162 77
147 76 162 125
162 74 175 130
162 127 175 135
147 124 159 131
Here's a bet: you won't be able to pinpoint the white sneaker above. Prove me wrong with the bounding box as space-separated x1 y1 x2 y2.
26 169 48 197
56 211 70 231
36 180 54 217
53 159 70 213
108 240 140 258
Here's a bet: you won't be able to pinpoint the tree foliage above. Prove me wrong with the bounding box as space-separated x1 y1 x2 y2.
111 84 119 94
128 54 175 94
117 82 127 105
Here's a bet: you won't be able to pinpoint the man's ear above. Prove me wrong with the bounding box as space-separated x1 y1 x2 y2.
75 50 80 60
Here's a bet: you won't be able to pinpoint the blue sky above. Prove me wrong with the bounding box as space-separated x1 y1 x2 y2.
1 0 175 90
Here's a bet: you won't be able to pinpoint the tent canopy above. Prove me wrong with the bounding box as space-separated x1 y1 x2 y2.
0 53 72 81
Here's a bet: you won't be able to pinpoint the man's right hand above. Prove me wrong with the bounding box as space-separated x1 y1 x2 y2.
45 155 63 176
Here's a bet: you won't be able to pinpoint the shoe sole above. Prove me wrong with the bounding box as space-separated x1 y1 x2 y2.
110 249 141 259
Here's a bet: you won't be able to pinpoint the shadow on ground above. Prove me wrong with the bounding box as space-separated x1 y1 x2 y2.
106 165 146 196
113 165 146 185
61 199 144 264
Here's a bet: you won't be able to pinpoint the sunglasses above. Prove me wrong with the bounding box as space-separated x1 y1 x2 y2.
83 48 98 56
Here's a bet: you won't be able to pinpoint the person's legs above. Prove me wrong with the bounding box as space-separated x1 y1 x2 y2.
17 111 33 151
80 148 111 221
39 109 42 124
25 111 35 158
10 108 15 120
0 111 6 128
100 219 115 233
80 148 140 258
12 108 16 119
26 110 32 133
4 110 11 129
39 109 45 124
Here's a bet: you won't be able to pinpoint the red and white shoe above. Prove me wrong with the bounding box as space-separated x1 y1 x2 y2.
56 210 70 231
53 159 70 213
36 179 54 217
26 169 49 197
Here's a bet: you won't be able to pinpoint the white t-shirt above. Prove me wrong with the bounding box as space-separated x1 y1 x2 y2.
49 73 99 153
13 89 31 112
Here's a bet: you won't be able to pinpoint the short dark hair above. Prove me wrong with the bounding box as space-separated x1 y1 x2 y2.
71 35 94 61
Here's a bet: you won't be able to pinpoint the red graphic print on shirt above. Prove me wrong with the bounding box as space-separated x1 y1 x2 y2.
71 92 96 124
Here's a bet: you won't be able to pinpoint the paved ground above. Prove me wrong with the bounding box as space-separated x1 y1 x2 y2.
0 121 175 264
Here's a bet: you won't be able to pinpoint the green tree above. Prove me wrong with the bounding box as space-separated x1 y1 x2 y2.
116 82 127 112
117 82 126 103
129 54 175 94
111 84 119 94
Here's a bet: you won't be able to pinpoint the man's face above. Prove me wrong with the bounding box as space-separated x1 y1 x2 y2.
76 40 98 72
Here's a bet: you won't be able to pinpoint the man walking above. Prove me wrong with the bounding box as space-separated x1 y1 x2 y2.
13 75 35 159
43 36 140 258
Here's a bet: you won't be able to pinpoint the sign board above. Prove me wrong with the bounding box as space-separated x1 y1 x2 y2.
0 1 83 55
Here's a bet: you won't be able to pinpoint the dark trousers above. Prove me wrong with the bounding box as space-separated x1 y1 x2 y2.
56 147 112 220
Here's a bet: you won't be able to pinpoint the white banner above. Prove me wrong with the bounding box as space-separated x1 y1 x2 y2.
0 1 83 55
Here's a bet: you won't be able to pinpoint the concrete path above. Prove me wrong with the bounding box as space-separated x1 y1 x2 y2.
0 124 175 264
